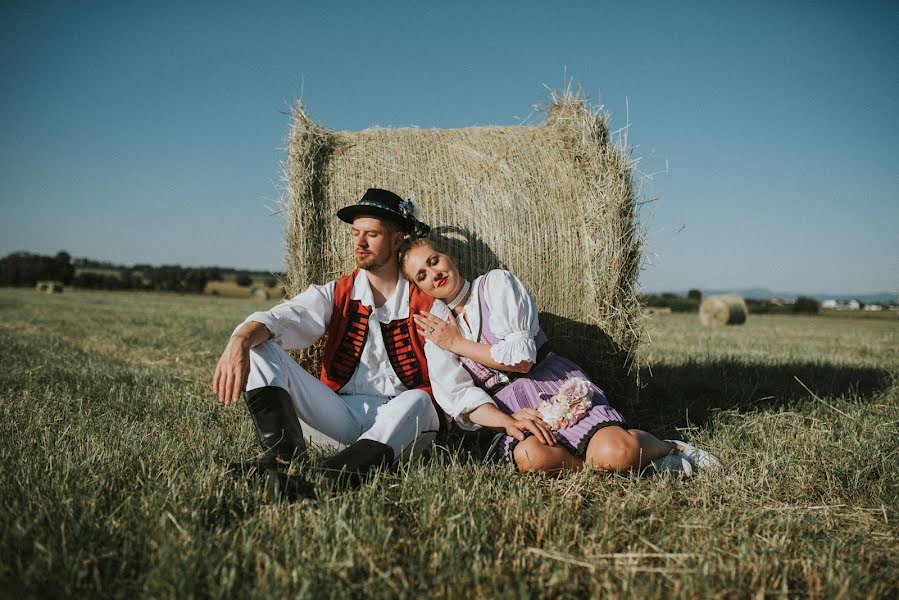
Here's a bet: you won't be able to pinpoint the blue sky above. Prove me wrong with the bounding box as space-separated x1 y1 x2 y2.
1 1 896 293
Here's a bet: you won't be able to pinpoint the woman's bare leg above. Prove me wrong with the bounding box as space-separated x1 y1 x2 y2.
585 426 676 472
513 436 583 473
511 428 677 474
585 426 641 472
626 429 677 467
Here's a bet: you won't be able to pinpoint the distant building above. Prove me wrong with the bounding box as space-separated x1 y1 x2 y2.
821 299 838 309
847 300 861 310
864 304 883 311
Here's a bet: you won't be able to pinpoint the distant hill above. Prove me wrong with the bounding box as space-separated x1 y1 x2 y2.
646 288 898 305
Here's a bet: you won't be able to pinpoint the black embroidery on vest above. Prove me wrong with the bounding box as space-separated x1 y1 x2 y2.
329 303 370 386
381 320 422 389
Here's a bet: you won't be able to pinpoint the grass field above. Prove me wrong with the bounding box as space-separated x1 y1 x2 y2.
1 288 896 598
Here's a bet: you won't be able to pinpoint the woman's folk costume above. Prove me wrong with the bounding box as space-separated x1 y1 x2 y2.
452 269 628 465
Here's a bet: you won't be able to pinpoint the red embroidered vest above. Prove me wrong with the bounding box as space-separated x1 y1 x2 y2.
320 270 434 401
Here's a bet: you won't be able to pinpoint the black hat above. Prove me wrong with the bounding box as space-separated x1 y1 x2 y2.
336 188 430 237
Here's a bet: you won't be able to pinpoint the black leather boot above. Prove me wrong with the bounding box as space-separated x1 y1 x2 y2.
229 386 307 477
315 439 395 489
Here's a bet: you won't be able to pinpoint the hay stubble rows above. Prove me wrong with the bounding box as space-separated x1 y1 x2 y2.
1 288 896 598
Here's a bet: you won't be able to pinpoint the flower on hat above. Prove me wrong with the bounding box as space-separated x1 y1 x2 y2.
399 198 415 219
536 377 593 430
412 220 430 239
399 197 430 238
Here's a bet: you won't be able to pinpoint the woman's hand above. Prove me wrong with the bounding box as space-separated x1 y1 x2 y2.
465 404 555 446
511 407 548 426
414 311 462 353
504 416 556 446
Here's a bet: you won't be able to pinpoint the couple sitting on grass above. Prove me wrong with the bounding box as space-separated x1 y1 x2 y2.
212 188 720 500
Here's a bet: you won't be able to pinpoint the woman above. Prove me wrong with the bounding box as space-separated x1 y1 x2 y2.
401 238 721 475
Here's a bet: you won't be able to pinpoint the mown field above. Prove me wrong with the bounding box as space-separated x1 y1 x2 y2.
1 288 896 599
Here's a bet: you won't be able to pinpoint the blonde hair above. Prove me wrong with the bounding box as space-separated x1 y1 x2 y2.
399 238 450 277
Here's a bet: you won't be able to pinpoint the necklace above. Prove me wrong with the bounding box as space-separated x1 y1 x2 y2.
447 279 471 311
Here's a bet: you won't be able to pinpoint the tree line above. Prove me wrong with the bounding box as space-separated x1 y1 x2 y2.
640 289 821 315
0 251 282 294
3 251 822 312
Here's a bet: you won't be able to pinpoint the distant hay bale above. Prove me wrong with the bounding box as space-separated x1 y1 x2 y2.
699 294 748 326
282 90 645 393
205 281 285 300
204 281 254 298
35 280 63 294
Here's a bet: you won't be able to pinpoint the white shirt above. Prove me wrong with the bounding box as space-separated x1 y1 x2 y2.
454 270 542 366
237 269 494 428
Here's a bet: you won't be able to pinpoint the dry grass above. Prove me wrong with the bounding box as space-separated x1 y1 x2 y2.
1 290 896 598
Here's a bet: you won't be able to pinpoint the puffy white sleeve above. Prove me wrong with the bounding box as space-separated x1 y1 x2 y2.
484 270 541 365
424 300 496 430
232 281 336 350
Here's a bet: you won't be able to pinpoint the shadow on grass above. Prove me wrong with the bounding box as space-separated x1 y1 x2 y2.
446 358 895 459
627 359 895 435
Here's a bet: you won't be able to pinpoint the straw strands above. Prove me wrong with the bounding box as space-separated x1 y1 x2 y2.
699 294 748 326
282 90 645 392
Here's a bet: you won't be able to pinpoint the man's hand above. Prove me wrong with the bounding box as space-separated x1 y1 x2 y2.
211 322 271 405
212 335 252 405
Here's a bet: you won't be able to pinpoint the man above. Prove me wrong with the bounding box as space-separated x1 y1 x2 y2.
212 188 539 500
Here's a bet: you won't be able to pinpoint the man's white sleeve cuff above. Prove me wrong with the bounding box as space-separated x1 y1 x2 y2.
232 312 278 341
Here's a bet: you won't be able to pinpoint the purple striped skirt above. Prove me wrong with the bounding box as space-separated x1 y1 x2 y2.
488 353 627 465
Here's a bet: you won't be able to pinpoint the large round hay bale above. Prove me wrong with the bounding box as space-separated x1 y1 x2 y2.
699 294 748 326
282 91 644 393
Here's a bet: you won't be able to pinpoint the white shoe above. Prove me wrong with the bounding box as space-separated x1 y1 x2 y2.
645 454 694 477
667 440 723 471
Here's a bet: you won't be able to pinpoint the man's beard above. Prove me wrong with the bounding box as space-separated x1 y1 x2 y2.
354 251 392 271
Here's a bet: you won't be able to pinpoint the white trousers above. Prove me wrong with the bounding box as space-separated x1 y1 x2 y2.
245 341 440 459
